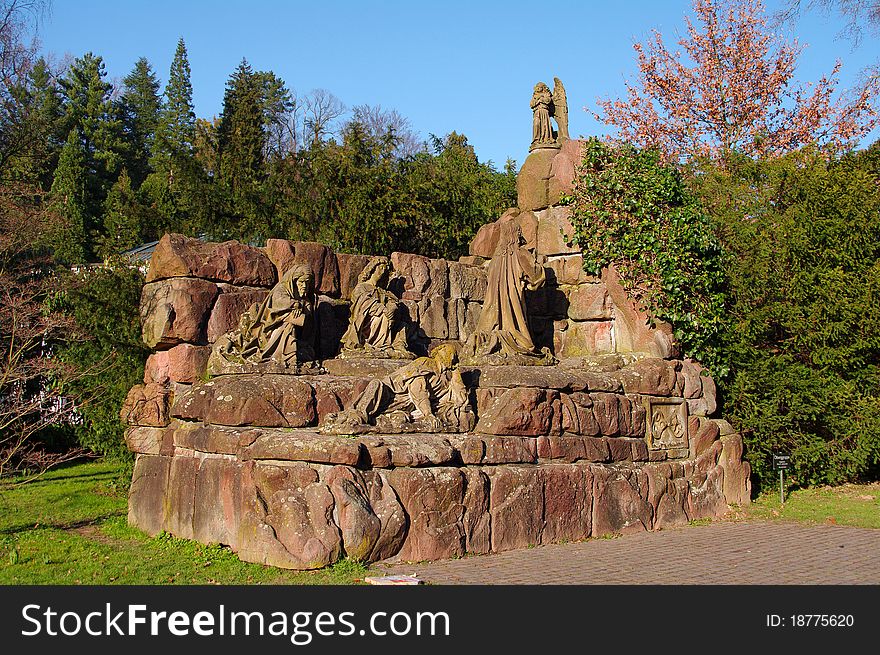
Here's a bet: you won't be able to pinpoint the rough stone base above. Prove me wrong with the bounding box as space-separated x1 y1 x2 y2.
128 426 750 569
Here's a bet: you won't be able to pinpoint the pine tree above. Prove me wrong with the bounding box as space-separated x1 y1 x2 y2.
59 52 126 219
119 57 161 187
218 59 266 193
49 128 89 264
98 168 144 259
143 38 200 236
153 38 195 163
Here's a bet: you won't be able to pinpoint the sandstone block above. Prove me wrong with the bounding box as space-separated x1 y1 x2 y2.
488 466 543 552
541 464 592 543
386 467 466 562
535 206 578 255
120 383 172 427
475 387 561 436
206 287 269 343
592 467 653 536
140 278 219 348
172 375 316 428
147 233 276 286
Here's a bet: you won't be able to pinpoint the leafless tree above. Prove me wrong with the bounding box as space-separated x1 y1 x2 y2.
351 103 425 158
777 0 880 46
303 88 346 147
0 0 48 177
0 183 92 480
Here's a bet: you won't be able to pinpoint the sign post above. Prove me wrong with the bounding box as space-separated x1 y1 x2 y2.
773 454 790 504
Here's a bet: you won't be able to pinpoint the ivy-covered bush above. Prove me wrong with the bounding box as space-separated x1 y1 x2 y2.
566 138 730 377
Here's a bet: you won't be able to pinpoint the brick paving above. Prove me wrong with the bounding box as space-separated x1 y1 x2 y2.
378 520 880 584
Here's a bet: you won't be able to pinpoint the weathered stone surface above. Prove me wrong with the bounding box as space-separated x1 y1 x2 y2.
541 464 592 543
536 206 577 255
206 287 269 343
163 455 199 540
361 435 456 468
678 359 705 399
322 356 407 379
391 252 431 300
589 392 620 436
461 467 491 554
172 375 316 427
687 464 727 521
124 426 169 455
592 467 653 536
548 435 609 462
448 261 487 302
450 436 537 465
144 343 211 385
517 148 556 211
241 430 361 466
567 283 612 321
691 419 721 457
469 209 516 258
192 456 242 548
128 454 171 535
147 233 276 286
475 387 560 436
468 365 622 393
687 373 718 417
387 467 465 562
606 437 639 462
266 240 340 297
488 466 544 551
556 320 614 357
558 393 599 436
546 138 583 205
652 476 691 531
603 265 679 359
141 278 219 348
326 466 380 561
238 462 342 569
417 296 448 339
171 422 247 455
546 254 597 286
719 434 752 506
336 253 373 299
363 471 408 561
614 358 679 396
526 285 568 318
121 383 172 427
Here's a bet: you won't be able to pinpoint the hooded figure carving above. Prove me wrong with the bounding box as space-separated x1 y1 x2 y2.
463 221 554 365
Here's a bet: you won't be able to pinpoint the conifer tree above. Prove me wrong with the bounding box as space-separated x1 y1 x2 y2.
119 57 161 187
98 168 143 259
49 128 89 264
143 38 200 236
59 52 126 217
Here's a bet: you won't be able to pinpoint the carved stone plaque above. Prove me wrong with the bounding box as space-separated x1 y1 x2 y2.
643 398 688 451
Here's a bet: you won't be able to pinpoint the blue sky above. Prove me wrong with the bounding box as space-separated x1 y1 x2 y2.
36 0 879 168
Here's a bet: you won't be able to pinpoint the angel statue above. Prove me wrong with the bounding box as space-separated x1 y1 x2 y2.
552 77 569 142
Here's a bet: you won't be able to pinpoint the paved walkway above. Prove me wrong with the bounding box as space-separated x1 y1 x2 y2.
378 520 880 584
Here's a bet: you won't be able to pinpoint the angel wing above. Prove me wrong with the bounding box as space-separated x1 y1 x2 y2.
552 77 567 114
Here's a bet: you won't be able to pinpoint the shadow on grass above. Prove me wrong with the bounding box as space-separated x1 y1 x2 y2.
0 510 128 536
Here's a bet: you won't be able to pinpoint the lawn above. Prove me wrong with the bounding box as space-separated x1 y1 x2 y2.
743 481 880 529
0 460 369 585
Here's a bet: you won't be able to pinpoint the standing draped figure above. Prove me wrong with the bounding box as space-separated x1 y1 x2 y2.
530 82 555 150
463 221 554 364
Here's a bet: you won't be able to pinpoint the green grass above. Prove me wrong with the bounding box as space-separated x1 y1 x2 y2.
743 482 880 529
0 460 370 585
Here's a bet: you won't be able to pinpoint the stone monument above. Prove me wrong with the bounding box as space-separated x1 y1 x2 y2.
122 81 751 570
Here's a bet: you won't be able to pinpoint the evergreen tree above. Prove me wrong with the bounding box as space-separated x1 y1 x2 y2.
119 57 161 187
215 60 291 240
143 38 201 236
59 52 127 242
3 57 65 187
98 168 144 259
48 128 89 264
152 38 195 162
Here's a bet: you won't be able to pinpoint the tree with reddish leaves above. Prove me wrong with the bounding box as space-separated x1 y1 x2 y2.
595 0 879 164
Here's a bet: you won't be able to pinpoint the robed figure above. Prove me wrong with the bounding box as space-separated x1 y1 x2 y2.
463 221 554 364
214 264 317 368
